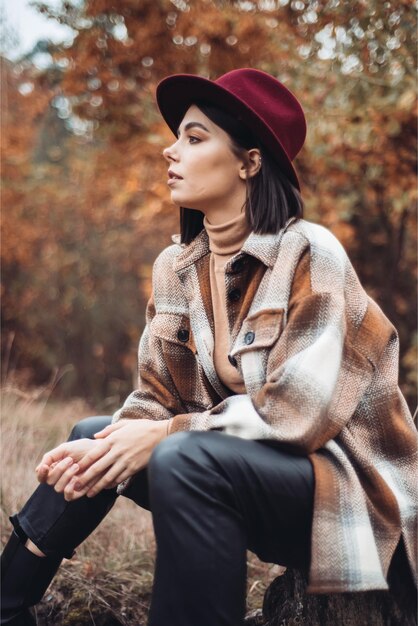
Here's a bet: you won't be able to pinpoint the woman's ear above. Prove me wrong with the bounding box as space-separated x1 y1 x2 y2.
239 148 262 180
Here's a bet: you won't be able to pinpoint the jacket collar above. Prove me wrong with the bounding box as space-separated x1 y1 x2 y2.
173 217 297 273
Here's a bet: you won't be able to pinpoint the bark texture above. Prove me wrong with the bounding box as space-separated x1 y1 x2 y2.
245 543 417 626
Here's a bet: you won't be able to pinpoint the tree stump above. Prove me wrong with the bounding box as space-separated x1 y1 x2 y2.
245 542 417 626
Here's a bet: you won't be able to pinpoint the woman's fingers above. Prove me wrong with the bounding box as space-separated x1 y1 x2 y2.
36 439 110 487
44 456 75 486
43 419 156 496
94 420 128 439
71 440 111 475
63 478 95 501
63 470 108 501
36 444 69 477
72 451 115 492
53 461 80 493
85 463 128 497
36 463 51 483
104 469 133 490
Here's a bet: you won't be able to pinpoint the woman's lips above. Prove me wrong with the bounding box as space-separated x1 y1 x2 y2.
167 170 183 186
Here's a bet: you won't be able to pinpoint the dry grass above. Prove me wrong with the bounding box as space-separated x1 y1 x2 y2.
1 386 282 625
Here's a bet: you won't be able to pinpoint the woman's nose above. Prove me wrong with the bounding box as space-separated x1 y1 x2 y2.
163 143 178 162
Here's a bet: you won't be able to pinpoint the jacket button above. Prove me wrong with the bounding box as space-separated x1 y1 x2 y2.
228 288 241 302
177 329 189 342
244 331 255 345
230 258 244 273
228 354 238 367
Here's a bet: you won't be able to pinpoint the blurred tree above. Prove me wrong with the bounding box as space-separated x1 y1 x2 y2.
1 0 416 409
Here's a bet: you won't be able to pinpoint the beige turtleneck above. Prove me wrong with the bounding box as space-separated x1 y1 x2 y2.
203 211 251 394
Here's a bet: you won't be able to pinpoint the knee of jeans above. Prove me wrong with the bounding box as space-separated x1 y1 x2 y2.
148 432 209 507
150 431 212 483
68 416 111 441
149 431 190 473
148 431 221 490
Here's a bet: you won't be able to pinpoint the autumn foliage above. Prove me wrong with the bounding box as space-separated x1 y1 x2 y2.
1 0 416 409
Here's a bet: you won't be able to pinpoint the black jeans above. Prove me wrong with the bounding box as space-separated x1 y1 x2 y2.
10 416 314 626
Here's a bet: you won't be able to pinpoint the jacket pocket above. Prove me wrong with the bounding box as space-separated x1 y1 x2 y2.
150 312 207 405
150 312 196 354
230 308 285 358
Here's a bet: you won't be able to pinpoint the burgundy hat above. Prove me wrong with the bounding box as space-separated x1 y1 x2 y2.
156 68 306 190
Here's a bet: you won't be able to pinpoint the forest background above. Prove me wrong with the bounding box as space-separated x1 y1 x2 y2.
2 0 417 413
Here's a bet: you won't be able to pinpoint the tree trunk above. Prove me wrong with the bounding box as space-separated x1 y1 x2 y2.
245 542 417 626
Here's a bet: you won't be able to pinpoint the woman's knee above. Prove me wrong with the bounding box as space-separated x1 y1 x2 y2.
68 416 112 441
148 431 191 474
149 431 222 473
147 432 216 512
148 431 228 498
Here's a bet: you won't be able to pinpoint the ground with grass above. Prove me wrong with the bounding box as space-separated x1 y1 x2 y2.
1 386 283 625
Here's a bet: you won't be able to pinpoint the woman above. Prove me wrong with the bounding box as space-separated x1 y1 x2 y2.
1 68 417 626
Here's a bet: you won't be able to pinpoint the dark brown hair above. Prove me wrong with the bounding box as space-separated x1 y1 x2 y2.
180 101 303 244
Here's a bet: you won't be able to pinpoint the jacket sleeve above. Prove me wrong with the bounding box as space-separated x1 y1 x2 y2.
169 247 395 453
112 293 186 424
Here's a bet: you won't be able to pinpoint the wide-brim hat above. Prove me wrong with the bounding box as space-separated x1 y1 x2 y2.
156 68 306 190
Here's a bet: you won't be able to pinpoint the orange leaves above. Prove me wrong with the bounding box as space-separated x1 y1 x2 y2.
1 0 416 408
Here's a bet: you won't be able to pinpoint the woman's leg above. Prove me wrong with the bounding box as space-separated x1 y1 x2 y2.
9 416 117 559
1 416 131 624
146 431 314 626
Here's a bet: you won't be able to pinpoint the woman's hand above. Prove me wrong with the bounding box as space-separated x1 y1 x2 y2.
35 438 110 497
63 419 168 500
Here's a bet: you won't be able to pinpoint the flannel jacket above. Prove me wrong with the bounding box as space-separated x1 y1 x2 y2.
113 217 417 593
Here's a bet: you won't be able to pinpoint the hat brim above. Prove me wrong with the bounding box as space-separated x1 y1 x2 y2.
156 74 301 190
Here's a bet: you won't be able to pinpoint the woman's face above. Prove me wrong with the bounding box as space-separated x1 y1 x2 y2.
163 105 248 222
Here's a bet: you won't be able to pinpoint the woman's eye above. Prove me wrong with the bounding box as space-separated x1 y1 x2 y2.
188 136 201 144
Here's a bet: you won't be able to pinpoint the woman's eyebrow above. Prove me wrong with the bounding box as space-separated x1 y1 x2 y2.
177 121 210 137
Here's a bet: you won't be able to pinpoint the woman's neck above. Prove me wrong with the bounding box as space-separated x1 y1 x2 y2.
199 184 247 225
203 210 251 256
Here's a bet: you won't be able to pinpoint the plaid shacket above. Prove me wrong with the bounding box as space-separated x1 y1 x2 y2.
113 218 417 593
